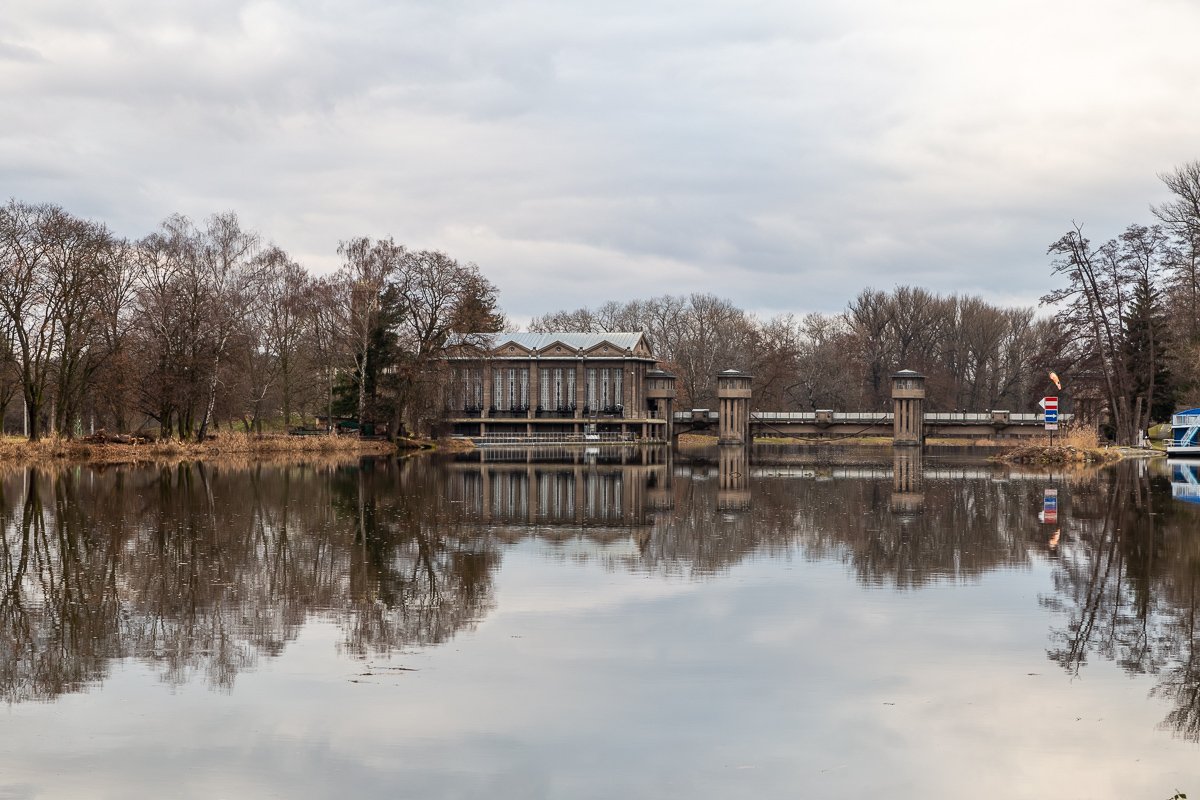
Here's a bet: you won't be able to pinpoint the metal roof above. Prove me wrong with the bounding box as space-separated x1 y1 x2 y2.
457 332 647 352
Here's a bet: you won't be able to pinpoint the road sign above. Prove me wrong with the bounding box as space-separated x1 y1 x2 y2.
1040 396 1059 430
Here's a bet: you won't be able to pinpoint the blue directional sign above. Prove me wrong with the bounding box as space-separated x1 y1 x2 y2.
1039 396 1060 431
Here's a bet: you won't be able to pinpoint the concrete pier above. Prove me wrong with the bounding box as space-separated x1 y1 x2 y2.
717 369 753 445
891 370 926 447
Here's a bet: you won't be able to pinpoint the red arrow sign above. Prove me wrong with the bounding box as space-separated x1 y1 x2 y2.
1039 396 1058 410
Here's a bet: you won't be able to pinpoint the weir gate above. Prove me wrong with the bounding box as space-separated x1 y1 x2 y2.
675 368 1067 444
674 408 1069 442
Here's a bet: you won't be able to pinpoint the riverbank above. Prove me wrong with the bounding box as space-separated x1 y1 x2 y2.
991 443 1123 465
0 432 400 465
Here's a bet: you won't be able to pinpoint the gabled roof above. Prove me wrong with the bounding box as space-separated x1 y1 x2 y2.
498 332 645 351
450 331 649 354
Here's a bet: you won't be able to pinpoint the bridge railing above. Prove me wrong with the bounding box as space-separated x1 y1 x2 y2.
752 411 817 421
1009 413 1073 423
925 412 992 422
674 410 1074 425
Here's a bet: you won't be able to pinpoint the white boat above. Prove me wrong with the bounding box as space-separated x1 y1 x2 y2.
1167 410 1200 458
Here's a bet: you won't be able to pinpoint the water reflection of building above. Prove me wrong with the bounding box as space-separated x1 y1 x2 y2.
717 446 750 511
1170 460 1200 505
445 448 671 534
890 449 924 517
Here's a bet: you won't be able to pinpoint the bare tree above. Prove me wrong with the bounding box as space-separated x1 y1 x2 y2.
307 276 351 429
846 289 895 407
91 238 138 432
43 212 117 437
1043 224 1136 443
261 248 312 430
1154 161 1200 343
194 212 260 441
336 237 404 429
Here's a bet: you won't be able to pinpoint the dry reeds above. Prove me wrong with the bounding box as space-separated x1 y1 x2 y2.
0 431 397 466
676 433 718 448
993 425 1118 465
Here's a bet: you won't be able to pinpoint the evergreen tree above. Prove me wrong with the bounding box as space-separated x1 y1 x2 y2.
1122 277 1176 423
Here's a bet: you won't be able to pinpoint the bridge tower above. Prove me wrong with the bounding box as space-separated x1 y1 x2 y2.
891 369 925 446
717 369 753 445
645 368 677 440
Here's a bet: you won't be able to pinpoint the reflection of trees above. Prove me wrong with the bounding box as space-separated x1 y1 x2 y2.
334 459 498 657
1042 463 1200 740
628 465 1045 583
11 449 1200 744
0 459 497 703
0 469 122 702
441 455 1054 584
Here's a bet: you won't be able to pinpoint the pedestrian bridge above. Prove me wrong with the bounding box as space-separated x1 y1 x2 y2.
674 409 1070 441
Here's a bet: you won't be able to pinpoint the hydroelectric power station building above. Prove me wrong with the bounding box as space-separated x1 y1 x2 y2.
443 332 677 442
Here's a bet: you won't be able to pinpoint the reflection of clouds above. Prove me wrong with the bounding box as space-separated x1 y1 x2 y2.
492 550 699 616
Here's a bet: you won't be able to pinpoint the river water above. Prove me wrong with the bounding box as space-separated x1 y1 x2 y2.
0 448 1198 798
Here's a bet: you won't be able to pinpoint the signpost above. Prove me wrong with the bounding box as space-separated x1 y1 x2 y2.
1039 396 1059 444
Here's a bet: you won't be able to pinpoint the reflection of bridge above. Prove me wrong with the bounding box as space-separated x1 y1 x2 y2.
720 465 1075 481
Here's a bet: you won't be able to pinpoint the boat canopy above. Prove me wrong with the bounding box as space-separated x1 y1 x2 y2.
1172 409 1200 426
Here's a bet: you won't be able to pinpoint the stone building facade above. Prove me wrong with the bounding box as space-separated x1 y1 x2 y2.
443 332 676 440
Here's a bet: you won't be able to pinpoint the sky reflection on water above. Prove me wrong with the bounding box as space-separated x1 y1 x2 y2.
0 450 1197 798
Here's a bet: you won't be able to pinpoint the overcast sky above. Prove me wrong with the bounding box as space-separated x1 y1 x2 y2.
3 0 1199 322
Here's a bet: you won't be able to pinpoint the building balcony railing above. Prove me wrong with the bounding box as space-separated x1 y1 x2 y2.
450 404 661 420
536 405 577 418
488 406 530 418
583 404 625 418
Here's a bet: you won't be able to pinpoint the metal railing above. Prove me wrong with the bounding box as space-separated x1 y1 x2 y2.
671 410 1074 425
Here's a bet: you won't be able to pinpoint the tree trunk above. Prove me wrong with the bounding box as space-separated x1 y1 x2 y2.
24 388 41 442
196 349 221 442
357 353 368 429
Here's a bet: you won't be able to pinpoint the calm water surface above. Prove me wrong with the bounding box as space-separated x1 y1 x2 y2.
1 448 1198 798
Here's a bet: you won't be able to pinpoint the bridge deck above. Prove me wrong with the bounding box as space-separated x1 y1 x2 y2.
674 411 1068 425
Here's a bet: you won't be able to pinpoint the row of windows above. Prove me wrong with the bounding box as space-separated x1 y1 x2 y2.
447 367 635 411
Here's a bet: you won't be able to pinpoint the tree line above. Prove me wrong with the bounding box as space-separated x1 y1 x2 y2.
532 288 1059 414
0 202 502 441
3 159 1198 443
533 160 1200 444
1044 161 1200 444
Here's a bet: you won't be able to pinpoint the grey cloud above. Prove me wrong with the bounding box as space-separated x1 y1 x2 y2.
1 0 1198 316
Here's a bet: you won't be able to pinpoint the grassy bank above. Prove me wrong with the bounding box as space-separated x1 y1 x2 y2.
0 431 399 464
